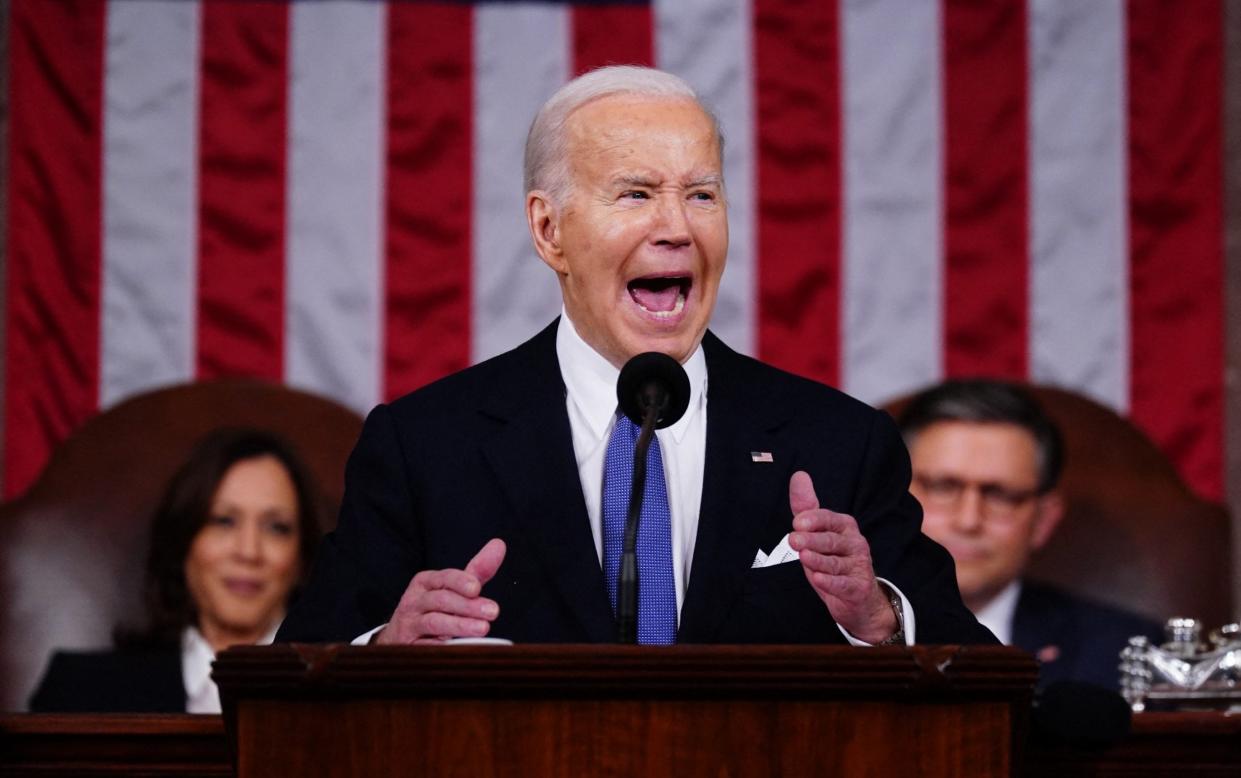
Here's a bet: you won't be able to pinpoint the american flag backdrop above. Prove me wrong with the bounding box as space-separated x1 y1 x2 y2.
4 0 1225 500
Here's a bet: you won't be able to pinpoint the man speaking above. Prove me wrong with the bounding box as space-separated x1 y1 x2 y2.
277 66 992 647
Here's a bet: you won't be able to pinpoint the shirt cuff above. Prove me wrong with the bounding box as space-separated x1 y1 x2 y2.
835 577 916 646
352 624 386 645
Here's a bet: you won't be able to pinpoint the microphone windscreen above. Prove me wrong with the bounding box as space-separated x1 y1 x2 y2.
617 352 691 429
1030 681 1132 745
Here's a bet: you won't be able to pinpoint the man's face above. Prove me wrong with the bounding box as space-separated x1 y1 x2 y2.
527 95 728 368
907 421 1063 612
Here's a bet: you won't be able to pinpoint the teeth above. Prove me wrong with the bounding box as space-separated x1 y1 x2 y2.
635 289 686 318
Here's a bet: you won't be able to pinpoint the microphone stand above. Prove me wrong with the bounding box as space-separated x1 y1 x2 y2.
617 386 663 644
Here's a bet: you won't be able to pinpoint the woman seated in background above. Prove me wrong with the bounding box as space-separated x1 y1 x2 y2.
30 428 324 713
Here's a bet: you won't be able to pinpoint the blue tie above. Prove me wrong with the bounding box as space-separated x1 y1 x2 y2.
602 412 677 644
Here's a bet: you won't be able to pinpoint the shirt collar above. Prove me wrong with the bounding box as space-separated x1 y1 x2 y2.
181 626 216 701
556 307 707 444
972 579 1022 645
182 622 280 713
182 621 281 665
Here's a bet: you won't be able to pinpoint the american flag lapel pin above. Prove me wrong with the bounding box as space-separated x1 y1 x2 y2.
751 451 774 463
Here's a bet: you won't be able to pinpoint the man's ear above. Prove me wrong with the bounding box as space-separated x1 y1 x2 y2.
1028 490 1065 551
526 190 566 274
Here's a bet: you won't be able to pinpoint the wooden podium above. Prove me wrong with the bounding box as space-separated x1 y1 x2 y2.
215 644 1036 777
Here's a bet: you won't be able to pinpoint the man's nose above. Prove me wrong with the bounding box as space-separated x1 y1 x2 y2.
952 489 986 532
652 194 691 247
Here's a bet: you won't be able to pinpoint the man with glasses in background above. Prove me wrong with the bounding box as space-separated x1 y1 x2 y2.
896 380 1161 690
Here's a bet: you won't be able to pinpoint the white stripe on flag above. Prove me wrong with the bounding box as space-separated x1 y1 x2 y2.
1028 0 1129 411
99 0 201 408
472 4 569 364
655 0 756 356
840 0 943 405
286 0 386 415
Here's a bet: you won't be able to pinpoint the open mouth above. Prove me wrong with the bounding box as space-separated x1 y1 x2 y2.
627 275 691 319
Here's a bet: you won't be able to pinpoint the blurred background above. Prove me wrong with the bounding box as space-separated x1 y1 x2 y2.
2 0 1239 607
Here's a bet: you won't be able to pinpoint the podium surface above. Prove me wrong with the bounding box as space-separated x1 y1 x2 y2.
215 644 1035 777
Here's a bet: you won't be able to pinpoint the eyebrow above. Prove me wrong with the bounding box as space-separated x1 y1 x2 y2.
685 174 723 188
610 174 724 189
612 175 658 188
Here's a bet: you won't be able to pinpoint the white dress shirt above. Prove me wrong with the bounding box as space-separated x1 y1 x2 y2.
181 622 279 714
972 580 1021 645
556 311 914 645
556 309 707 616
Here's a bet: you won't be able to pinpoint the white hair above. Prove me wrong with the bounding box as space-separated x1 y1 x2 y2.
522 65 724 204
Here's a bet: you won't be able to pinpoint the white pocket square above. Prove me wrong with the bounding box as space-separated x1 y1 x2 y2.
752 533 800 568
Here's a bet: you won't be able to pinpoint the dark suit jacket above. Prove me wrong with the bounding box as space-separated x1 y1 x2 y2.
29 648 185 712
1013 581 1163 690
278 321 994 645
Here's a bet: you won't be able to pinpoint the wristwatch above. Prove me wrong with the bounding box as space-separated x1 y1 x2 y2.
875 582 906 646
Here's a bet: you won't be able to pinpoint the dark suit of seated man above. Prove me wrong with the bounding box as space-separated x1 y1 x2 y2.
278 66 994 648
896 380 1162 688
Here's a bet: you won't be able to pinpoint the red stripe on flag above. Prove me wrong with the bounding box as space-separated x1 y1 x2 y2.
571 4 653 75
196 3 289 381
4 2 105 498
941 0 1029 379
383 3 473 400
754 0 841 387
1126 0 1224 500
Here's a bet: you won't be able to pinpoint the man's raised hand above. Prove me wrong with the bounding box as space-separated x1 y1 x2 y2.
787 471 898 644
374 538 507 645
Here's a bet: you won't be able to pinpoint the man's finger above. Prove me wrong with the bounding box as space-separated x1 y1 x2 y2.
791 508 857 535
799 547 871 577
790 529 856 557
419 589 500 621
464 538 507 585
799 549 846 575
417 611 492 639
415 568 483 598
789 471 820 516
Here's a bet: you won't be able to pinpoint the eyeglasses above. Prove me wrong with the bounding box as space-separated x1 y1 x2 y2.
912 474 1041 521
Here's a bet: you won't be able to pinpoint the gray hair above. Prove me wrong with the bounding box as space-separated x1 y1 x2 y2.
523 65 724 204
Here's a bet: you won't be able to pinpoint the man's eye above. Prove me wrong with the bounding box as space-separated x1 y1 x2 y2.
621 190 649 200
921 478 963 499
982 487 1031 509
690 191 715 201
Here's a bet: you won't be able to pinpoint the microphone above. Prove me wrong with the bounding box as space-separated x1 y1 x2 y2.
615 352 691 643
617 351 691 430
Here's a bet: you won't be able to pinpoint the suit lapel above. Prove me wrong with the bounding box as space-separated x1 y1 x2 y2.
678 333 793 642
1013 584 1071 661
479 321 615 642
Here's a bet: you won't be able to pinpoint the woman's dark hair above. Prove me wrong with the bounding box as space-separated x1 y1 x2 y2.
118 428 324 648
